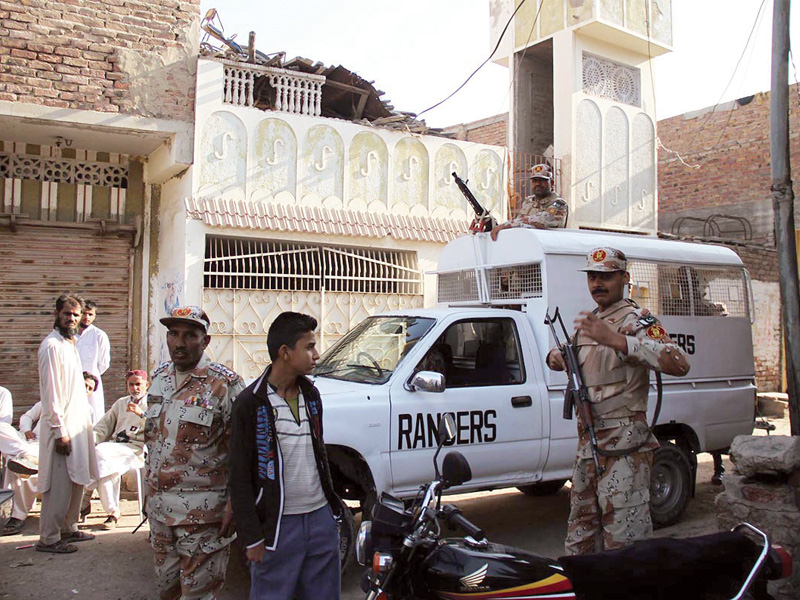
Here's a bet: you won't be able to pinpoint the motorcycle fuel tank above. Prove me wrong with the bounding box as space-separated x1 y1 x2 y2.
419 539 574 599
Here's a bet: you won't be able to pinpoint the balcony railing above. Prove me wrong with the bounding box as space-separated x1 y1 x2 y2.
222 60 325 116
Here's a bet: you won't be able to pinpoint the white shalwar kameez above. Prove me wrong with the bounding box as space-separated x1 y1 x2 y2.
76 324 110 424
37 329 97 545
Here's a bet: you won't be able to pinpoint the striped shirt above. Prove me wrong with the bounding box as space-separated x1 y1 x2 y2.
269 388 327 515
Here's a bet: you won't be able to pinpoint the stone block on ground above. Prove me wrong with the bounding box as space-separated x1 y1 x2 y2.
730 435 800 477
758 393 788 418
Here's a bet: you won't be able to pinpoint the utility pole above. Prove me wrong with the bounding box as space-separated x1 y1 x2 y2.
770 0 800 434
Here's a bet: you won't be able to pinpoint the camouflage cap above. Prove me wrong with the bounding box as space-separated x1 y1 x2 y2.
529 163 553 180
579 247 628 272
160 305 210 333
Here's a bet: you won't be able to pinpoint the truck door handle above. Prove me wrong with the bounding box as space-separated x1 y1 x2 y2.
511 396 532 408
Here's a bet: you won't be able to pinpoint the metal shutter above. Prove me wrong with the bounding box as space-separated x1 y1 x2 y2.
0 225 133 421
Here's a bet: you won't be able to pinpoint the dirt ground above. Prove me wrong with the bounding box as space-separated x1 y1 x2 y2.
0 412 790 600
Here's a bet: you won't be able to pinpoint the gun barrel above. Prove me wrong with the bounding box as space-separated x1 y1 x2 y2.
586 426 604 475
452 172 494 231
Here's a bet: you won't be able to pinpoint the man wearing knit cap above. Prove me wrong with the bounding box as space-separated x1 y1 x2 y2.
144 306 245 600
547 247 690 555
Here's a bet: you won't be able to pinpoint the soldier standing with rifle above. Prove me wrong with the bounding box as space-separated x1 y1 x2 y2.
546 247 690 555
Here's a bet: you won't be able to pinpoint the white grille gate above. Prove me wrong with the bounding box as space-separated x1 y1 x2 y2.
203 236 423 380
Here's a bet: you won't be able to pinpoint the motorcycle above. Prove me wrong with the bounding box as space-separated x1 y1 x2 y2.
356 414 793 600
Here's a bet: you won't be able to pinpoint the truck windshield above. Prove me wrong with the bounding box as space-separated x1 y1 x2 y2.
314 316 436 384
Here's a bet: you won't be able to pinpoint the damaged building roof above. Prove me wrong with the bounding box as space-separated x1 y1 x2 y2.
200 9 447 135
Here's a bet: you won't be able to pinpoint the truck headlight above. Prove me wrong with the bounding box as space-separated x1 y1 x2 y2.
355 520 372 566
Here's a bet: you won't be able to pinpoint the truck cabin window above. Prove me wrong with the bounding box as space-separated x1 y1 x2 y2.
416 318 524 388
314 316 436 384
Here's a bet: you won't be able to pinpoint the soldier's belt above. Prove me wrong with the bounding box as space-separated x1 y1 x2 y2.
593 416 634 430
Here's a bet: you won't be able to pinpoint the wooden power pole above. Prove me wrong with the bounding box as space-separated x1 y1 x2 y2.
770 0 800 434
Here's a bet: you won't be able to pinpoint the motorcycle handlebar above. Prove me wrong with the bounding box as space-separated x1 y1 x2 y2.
442 505 485 541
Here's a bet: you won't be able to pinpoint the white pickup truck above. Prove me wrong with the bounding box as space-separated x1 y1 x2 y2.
314 228 757 526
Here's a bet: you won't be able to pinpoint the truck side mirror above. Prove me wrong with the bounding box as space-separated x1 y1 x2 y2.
406 371 445 393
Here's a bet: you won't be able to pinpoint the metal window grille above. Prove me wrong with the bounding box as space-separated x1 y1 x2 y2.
438 270 479 303
629 261 749 318
582 52 641 107
488 264 543 300
204 236 422 294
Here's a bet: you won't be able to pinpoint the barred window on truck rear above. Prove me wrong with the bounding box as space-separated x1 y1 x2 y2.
629 262 749 318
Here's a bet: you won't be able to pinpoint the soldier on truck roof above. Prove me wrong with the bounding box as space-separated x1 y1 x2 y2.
490 163 567 239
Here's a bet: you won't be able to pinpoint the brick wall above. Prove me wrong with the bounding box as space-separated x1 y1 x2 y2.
733 243 782 391
0 0 199 122
734 243 779 283
444 113 508 147
657 86 800 243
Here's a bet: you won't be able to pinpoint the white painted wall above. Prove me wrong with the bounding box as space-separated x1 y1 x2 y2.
193 59 508 223
149 58 509 365
149 169 193 367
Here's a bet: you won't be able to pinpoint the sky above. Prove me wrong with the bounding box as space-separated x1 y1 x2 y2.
198 0 800 128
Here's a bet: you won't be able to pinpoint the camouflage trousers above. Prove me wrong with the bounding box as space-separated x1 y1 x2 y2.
149 518 235 600
564 450 654 556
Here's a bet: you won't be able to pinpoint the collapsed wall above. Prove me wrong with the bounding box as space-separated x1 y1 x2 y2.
716 435 800 599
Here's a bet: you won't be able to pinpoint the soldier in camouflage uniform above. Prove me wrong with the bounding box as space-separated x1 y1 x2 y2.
491 163 567 240
144 306 245 600
547 247 690 555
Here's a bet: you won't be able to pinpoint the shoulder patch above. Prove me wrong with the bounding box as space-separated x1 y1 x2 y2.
646 324 667 340
638 314 657 327
209 362 241 383
151 361 170 378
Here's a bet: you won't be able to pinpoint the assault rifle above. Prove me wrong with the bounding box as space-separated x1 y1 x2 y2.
452 172 497 233
545 307 604 475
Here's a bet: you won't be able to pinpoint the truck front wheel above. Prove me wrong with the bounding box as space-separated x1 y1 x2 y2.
517 479 567 496
650 442 693 528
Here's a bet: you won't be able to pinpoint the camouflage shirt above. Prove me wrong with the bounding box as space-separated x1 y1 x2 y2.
573 299 690 458
513 191 568 229
144 354 245 526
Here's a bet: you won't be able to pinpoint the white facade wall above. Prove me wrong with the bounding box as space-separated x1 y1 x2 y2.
149 58 509 370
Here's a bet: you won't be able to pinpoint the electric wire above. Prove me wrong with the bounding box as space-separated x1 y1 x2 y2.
694 0 768 137
645 5 700 169
416 0 527 118
491 0 543 118
789 48 800 105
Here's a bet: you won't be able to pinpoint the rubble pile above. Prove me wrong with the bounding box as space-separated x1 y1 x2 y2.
199 11 445 135
716 435 800 600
